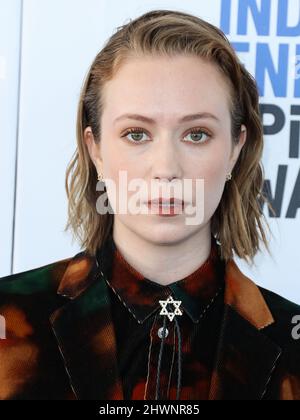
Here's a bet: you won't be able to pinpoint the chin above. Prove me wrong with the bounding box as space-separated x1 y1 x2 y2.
136 223 196 245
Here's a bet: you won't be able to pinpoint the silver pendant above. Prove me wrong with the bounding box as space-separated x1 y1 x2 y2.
159 295 183 322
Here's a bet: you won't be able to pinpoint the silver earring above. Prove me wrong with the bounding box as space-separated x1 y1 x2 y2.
97 172 103 182
226 173 232 181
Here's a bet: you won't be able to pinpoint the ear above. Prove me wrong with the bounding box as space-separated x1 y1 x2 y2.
84 127 103 173
228 124 247 173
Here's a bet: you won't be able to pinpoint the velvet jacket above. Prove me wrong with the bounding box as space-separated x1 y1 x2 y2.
0 239 300 400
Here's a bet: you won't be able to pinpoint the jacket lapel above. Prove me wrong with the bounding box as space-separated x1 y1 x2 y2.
208 260 282 400
49 252 124 400
50 245 283 400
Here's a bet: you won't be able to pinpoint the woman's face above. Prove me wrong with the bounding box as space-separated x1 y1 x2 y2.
85 54 246 245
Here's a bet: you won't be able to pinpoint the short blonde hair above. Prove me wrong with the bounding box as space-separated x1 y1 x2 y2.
64 9 275 264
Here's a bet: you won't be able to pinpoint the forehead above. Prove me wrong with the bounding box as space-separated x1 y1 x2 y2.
101 55 231 124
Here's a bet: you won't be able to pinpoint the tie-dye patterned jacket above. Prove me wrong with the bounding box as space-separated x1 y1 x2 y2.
0 241 300 400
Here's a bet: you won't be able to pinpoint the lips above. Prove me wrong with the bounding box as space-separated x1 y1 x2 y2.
147 198 184 206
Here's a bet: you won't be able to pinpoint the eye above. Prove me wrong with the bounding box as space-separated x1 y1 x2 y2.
183 128 212 144
121 128 150 143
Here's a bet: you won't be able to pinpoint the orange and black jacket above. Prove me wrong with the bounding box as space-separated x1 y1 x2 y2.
0 236 300 400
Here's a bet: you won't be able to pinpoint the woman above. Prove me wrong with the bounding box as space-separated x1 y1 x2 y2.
0 9 300 400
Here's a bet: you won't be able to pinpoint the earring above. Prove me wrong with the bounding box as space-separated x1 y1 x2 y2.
97 172 103 182
226 173 232 181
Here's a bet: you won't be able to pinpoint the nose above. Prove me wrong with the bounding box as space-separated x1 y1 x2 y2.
151 137 182 182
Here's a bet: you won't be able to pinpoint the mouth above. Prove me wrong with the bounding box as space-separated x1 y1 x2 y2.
147 198 185 207
145 198 185 216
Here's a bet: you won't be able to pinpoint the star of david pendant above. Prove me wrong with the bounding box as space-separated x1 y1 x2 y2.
159 295 183 322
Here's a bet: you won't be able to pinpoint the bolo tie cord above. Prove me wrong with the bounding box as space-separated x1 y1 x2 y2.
155 306 182 400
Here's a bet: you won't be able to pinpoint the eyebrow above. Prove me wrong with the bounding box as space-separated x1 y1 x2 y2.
113 112 220 125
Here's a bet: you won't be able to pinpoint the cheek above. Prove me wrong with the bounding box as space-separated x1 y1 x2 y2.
190 148 228 186
201 164 227 217
103 143 146 197
102 141 124 181
102 143 143 209
189 151 228 215
103 139 138 177
202 162 227 185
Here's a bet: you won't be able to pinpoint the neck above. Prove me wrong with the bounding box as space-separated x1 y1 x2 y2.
112 220 212 286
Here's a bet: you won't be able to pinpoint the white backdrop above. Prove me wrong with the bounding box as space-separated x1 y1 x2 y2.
0 0 299 304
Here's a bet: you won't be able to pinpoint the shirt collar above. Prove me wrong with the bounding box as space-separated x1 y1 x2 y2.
96 233 225 324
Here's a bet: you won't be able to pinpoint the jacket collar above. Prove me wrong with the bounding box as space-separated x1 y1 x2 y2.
96 233 226 324
55 244 275 330
50 241 281 400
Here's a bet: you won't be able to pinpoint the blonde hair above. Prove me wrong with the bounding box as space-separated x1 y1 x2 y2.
64 9 275 264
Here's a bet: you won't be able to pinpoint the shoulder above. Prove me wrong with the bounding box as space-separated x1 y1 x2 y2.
0 257 73 326
0 256 73 297
0 252 90 311
258 286 300 351
259 286 300 322
256 286 300 399
0 254 87 399
0 252 92 345
0 250 94 320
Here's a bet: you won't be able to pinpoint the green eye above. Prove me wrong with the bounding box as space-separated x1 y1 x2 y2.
122 128 149 143
183 129 211 143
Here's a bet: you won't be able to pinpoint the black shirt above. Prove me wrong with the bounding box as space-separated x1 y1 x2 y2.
96 234 226 400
